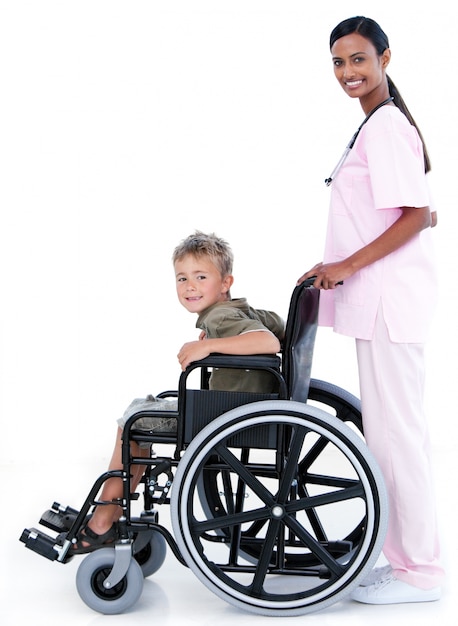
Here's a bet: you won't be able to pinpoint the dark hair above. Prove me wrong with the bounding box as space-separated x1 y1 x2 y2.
330 16 431 172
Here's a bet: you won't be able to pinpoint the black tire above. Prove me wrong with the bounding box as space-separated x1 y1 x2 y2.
307 378 362 433
76 548 144 614
171 400 387 617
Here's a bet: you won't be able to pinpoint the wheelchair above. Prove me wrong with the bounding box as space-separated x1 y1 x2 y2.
20 280 388 617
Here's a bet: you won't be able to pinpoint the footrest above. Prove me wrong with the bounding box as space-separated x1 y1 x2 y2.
20 528 60 561
40 504 78 532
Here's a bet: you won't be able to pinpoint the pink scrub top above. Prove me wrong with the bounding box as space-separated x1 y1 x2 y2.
319 105 437 342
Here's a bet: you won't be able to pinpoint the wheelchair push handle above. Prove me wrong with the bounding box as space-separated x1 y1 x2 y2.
305 275 344 286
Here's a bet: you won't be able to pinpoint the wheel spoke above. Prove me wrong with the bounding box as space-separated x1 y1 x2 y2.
283 515 345 577
277 424 307 502
214 442 275 506
192 503 271 534
285 482 365 514
250 518 282 594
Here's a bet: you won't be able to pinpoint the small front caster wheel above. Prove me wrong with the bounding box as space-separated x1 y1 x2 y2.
133 530 167 577
76 548 144 614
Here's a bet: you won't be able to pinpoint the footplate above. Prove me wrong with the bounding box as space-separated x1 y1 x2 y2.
39 502 79 533
20 527 61 561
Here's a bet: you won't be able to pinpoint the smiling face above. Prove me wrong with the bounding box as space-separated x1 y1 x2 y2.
174 253 234 315
331 32 391 111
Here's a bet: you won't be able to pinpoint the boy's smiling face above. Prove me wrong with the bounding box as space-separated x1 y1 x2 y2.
174 253 233 314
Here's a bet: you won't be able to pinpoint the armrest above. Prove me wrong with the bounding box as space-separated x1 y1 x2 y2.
186 353 281 371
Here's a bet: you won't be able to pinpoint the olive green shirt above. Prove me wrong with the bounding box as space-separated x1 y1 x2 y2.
196 298 285 393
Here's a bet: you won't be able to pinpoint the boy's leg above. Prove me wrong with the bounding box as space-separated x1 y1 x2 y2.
76 427 150 546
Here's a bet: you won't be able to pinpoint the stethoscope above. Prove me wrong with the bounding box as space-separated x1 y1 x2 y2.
324 96 394 186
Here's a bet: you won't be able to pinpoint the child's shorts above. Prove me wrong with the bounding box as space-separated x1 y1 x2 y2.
117 394 178 437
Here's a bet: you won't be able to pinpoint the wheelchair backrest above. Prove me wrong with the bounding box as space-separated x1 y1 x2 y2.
281 281 320 403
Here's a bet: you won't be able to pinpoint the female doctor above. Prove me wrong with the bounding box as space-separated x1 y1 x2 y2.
298 16 445 605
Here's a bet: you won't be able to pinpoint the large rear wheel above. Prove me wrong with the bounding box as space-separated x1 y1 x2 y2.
171 400 387 616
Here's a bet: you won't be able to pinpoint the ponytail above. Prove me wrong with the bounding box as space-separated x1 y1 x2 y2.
387 76 431 173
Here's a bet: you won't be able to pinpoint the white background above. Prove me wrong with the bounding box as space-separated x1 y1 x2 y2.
1 1 456 624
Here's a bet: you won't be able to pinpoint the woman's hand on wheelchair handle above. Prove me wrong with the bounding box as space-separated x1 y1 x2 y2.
297 262 346 290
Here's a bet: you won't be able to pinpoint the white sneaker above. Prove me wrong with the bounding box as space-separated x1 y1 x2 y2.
359 564 392 586
351 575 441 605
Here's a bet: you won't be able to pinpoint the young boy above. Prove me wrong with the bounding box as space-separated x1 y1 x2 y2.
72 231 284 553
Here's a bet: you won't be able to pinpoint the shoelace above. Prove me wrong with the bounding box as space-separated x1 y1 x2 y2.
373 574 397 590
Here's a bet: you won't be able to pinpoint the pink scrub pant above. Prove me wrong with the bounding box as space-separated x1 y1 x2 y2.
355 307 445 590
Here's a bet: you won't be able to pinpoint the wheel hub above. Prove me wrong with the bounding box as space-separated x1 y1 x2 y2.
271 505 285 519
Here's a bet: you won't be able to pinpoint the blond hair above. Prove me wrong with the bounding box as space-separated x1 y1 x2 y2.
172 231 234 277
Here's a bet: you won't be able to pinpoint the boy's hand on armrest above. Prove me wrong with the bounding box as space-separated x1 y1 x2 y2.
177 340 212 371
177 331 280 371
